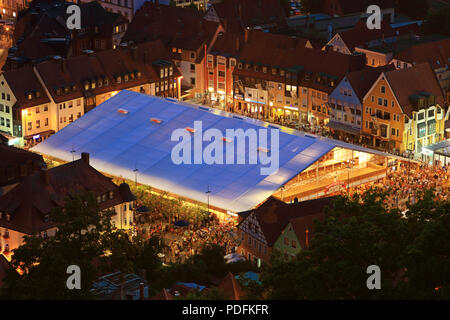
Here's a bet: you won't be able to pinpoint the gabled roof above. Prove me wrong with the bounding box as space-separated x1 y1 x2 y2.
239 197 334 246
345 64 396 101
0 157 132 235
383 63 445 117
394 38 450 70
3 66 51 109
335 20 418 51
218 272 246 300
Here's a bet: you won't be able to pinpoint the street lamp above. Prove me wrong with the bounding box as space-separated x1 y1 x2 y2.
133 165 139 187
206 185 211 215
70 145 76 161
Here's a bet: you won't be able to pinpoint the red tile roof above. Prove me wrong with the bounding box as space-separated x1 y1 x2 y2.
384 63 445 117
0 157 134 235
337 20 419 51
3 66 51 109
393 38 450 70
238 197 334 246
0 144 45 188
346 64 396 101
234 46 365 93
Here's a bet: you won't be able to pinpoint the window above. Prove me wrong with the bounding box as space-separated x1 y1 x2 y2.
371 96 374 102
190 64 195 72
44 105 48 111
284 237 289 245
378 98 382 105
36 107 40 113
291 240 297 248
381 86 385 93
45 118 48 126
190 78 196 85
28 122 32 130
36 120 40 129
383 99 388 107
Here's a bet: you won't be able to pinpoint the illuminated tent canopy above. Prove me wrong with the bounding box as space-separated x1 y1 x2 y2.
32 90 388 213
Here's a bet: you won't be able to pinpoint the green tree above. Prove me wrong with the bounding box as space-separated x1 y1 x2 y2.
1 192 143 299
260 189 450 299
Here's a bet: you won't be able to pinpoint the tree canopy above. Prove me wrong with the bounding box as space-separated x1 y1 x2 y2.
260 189 450 299
1 192 162 299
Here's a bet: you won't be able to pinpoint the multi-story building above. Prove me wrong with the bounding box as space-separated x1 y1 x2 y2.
237 196 333 266
328 64 395 142
326 20 420 58
232 45 365 126
205 30 313 110
2 39 182 148
123 2 224 99
362 63 447 154
1 66 53 147
0 0 26 20
5 1 129 70
390 37 450 99
0 143 45 196
0 152 136 260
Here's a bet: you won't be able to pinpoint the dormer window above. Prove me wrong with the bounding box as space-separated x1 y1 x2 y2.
97 196 101 204
124 74 129 82
71 84 77 91
109 191 114 199
104 77 109 86
64 86 69 94
98 79 103 87
5 214 10 221
91 81 96 89
84 81 90 90
35 90 41 98
116 76 122 84
43 214 50 222
3 229 9 239
27 92 33 100
102 194 107 202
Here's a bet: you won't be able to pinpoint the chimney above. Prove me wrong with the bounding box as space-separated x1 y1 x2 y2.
244 28 248 44
41 168 50 185
139 283 145 300
81 152 90 165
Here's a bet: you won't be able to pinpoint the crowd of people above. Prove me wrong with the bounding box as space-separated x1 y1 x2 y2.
136 214 238 264
349 162 450 211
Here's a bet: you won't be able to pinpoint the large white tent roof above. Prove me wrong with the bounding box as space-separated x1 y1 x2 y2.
32 90 369 212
